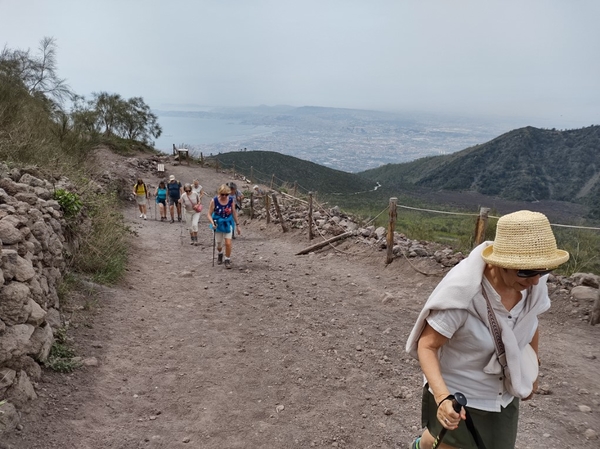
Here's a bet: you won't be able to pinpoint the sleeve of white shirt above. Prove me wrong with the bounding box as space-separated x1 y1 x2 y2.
426 309 469 340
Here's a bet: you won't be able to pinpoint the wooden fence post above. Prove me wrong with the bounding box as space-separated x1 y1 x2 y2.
270 174 275 189
272 194 288 233
265 194 271 224
386 197 397 264
250 166 254 183
233 162 236 179
200 152 204 166
308 192 314 241
250 192 254 220
293 181 298 206
474 207 491 247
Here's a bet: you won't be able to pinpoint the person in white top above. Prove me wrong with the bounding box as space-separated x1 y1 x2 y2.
406 210 569 449
179 183 202 246
191 179 204 197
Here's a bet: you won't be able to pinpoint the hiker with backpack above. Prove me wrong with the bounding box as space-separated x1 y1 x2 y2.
167 175 182 223
227 182 243 238
405 211 569 449
133 178 150 220
207 184 240 269
180 183 203 245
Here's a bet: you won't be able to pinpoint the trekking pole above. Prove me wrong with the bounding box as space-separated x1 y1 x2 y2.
431 392 467 449
212 228 216 267
180 211 185 246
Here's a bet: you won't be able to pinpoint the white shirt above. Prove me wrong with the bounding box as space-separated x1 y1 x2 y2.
425 277 527 412
191 184 203 195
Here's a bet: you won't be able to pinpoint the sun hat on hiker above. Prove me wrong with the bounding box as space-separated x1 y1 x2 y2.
481 210 569 269
169 175 175 181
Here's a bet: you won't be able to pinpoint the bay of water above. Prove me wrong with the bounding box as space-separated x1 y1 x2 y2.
153 115 274 153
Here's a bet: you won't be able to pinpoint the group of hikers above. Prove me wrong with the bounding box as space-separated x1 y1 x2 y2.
133 176 244 269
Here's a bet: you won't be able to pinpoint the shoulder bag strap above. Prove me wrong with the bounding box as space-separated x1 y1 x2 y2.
481 286 507 371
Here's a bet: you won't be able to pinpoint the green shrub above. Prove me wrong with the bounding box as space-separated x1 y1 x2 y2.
45 327 81 373
45 342 80 373
53 189 82 218
71 192 130 284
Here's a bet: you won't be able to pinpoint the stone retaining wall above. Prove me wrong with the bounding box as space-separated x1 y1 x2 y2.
0 163 67 432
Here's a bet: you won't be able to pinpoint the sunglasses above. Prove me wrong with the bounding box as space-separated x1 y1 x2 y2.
516 269 553 278
219 193 228 196
185 190 191 192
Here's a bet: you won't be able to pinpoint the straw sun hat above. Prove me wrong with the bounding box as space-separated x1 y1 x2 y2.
481 210 569 270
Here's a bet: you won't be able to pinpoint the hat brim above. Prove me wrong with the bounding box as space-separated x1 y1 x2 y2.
481 244 570 270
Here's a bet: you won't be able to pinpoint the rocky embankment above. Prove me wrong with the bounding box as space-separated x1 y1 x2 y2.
0 164 69 432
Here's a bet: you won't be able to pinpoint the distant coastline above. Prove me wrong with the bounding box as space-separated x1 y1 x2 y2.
153 114 276 154
152 106 555 172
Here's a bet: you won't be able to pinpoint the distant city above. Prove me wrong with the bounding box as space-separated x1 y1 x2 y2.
153 106 542 173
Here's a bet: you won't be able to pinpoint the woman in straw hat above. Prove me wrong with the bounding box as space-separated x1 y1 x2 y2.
406 210 569 449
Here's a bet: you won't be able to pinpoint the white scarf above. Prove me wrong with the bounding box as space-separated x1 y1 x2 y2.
405 242 549 398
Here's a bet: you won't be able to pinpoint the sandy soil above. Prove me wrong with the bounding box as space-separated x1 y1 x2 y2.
2 153 599 449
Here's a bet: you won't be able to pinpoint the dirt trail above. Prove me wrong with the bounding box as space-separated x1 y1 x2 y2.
2 158 600 449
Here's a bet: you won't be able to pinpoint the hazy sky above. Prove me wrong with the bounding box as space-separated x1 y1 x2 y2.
1 0 599 128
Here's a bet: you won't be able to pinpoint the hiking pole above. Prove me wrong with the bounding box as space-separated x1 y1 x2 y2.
431 392 467 449
212 227 216 267
179 211 185 246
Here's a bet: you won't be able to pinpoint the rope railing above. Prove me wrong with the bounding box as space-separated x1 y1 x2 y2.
247 184 600 273
398 203 600 232
398 204 480 217
365 205 390 226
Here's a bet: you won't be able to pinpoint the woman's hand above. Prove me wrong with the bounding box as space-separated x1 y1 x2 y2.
437 397 465 429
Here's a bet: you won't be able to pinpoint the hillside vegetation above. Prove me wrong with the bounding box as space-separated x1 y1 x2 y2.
204 128 600 275
1 37 160 283
359 125 600 217
207 150 376 196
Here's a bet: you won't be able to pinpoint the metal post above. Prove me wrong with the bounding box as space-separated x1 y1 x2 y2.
386 197 397 264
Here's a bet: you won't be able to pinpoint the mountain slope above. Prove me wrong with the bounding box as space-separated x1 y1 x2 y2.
359 125 600 207
207 150 375 195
